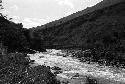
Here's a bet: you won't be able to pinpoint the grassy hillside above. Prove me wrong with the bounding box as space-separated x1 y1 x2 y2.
31 1 125 67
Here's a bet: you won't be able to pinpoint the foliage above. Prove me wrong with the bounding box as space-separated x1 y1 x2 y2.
0 0 45 53
0 0 3 10
0 0 29 52
0 53 60 84
0 18 29 52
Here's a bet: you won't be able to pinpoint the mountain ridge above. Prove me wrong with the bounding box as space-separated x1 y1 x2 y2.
34 0 125 30
31 1 125 49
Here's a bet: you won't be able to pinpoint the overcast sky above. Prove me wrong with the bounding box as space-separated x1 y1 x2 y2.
2 0 103 28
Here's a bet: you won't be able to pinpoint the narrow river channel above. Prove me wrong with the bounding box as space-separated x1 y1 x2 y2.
28 49 125 84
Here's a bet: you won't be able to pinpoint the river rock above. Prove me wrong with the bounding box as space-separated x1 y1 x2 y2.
51 66 62 70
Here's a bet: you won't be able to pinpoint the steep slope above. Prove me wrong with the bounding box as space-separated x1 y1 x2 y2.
35 0 124 30
0 15 46 53
33 1 125 49
0 16 29 52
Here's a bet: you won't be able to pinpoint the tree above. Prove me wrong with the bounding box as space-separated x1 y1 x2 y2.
0 0 3 10
0 0 3 17
0 0 4 15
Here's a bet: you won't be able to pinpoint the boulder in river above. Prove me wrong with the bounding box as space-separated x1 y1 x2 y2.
86 76 97 84
51 66 62 70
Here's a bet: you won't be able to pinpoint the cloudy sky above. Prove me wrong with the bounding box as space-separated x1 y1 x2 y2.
2 0 103 28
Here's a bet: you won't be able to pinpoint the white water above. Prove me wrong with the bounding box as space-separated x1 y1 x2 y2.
28 49 125 83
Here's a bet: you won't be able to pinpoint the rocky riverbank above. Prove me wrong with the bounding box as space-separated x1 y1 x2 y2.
28 49 125 84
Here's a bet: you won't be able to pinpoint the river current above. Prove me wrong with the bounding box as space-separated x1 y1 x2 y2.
28 49 125 84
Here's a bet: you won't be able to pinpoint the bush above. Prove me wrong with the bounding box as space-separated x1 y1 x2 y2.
0 53 60 84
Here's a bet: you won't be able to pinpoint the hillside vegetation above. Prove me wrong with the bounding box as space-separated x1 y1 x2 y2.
0 15 46 53
32 1 125 48
0 15 60 84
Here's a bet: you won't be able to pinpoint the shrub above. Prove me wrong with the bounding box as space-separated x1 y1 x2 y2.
0 53 60 84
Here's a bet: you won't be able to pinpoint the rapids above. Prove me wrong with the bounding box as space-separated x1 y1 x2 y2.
28 49 125 84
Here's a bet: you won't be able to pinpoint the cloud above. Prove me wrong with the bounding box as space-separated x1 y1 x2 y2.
57 0 74 9
22 18 51 28
11 16 22 24
12 16 21 20
22 18 43 28
82 0 103 7
11 16 50 28
10 5 19 11
1 10 9 14
65 11 72 16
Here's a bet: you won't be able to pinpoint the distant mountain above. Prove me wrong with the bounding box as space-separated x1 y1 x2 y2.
31 0 125 49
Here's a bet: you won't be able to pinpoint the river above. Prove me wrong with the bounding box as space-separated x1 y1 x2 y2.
28 49 125 84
